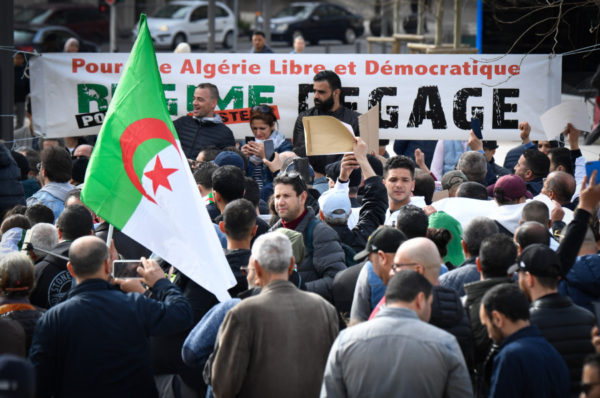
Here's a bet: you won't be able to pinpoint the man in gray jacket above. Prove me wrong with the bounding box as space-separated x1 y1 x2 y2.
270 172 346 302
321 270 472 398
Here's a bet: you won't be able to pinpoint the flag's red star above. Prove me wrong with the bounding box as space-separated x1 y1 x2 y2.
144 155 177 195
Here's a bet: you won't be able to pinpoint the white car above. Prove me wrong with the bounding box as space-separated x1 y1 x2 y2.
135 1 235 49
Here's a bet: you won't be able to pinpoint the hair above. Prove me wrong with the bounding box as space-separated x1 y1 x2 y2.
583 353 600 371
456 181 488 200
252 30 266 38
30 223 58 259
25 204 54 226
251 231 293 273
395 205 428 239
536 274 559 290
64 188 82 206
414 169 435 205
40 146 72 182
212 165 245 203
273 173 307 196
196 82 219 100
515 221 549 248
15 147 40 177
546 171 575 204
222 199 257 241
198 146 221 162
307 155 328 175
548 147 573 175
0 215 30 235
384 155 415 179
462 217 499 256
55 204 93 240
385 269 433 303
479 234 517 278
193 161 218 188
521 201 549 225
243 177 260 208
481 283 530 322
4 205 27 219
457 151 488 183
68 237 109 278
323 212 350 226
426 227 451 258
0 252 35 298
313 70 341 92
10 151 29 180
250 106 277 127
522 148 550 179
38 137 65 149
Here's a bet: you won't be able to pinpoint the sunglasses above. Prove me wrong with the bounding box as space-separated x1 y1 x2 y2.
251 104 273 114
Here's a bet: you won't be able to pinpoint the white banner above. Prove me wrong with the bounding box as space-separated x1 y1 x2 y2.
30 53 561 141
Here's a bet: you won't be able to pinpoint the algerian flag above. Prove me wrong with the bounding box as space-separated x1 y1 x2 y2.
81 15 235 301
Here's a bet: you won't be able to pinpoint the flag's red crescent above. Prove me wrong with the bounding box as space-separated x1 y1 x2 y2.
120 118 181 204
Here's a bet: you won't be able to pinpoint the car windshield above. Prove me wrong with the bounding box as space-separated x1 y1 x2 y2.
274 5 313 19
152 4 189 19
14 29 36 45
15 8 51 24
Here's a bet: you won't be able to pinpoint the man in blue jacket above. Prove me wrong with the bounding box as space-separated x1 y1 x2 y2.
29 236 193 398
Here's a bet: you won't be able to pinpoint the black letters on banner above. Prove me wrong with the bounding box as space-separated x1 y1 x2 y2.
369 87 398 129
493 88 519 129
453 88 482 129
407 86 447 129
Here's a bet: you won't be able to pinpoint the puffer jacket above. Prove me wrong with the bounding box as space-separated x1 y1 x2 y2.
559 254 600 312
530 293 596 396
0 145 25 215
173 115 235 159
270 208 346 302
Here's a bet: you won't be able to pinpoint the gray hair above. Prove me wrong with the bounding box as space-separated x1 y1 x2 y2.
462 217 499 256
30 223 58 259
251 231 293 273
457 151 488 184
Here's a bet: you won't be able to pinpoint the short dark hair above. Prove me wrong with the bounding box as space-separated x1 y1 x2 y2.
395 205 428 239
515 221 549 248
427 227 451 258
198 147 221 162
385 269 432 303
196 83 219 100
243 177 260 208
4 205 27 218
522 148 550 179
41 146 72 183
479 234 517 278
307 155 328 175
64 189 82 206
481 283 530 322
222 199 257 241
25 204 54 226
212 165 245 203
384 155 415 179
414 170 435 205
456 181 488 200
521 201 549 225
252 30 266 38
68 237 109 278
462 217 499 256
15 147 39 177
273 173 307 196
313 70 341 92
0 215 30 235
193 162 218 188
55 204 93 240
583 353 600 370
546 171 575 204
10 151 29 180
548 147 573 175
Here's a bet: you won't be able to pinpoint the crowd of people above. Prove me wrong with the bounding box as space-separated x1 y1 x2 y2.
1 67 600 398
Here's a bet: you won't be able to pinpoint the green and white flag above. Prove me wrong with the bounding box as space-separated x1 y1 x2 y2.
81 15 235 301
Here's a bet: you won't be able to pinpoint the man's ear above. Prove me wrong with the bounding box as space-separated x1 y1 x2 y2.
415 291 426 311
461 240 469 257
475 257 482 274
219 221 226 233
57 229 63 240
319 210 325 221
556 165 566 172
67 262 76 277
250 224 258 238
254 260 264 280
491 310 504 328
213 191 222 203
287 257 295 276
299 191 308 207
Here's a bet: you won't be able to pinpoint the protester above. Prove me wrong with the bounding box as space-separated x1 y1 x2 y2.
63 38 79 53
250 30 274 53
291 35 305 53
513 148 550 196
383 156 417 225
582 354 600 398
0 145 26 220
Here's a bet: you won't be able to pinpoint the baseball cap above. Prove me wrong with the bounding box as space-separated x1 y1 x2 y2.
214 151 244 170
482 140 499 150
354 226 406 262
487 174 533 202
507 243 561 277
318 190 351 220
441 170 468 190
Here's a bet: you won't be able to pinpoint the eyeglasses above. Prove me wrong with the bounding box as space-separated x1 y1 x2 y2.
251 104 273 114
391 262 418 272
580 381 600 395
279 171 307 190
240 266 254 276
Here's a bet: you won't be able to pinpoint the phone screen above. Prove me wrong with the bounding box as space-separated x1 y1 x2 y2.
245 136 255 143
112 260 141 279
264 139 274 161
586 161 600 185
470 117 483 139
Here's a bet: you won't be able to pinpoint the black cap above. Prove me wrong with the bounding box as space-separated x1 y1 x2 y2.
354 226 406 261
482 140 499 150
507 243 561 278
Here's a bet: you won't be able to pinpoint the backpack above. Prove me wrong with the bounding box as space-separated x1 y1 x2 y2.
305 219 357 267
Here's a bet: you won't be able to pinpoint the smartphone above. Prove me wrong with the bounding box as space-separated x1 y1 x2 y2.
292 157 311 183
470 117 483 139
585 161 600 185
112 260 141 279
264 139 274 161
245 136 255 143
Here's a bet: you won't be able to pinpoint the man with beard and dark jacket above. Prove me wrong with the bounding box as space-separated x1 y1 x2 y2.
462 233 517 396
513 244 596 396
29 204 93 309
292 70 359 159
173 83 235 160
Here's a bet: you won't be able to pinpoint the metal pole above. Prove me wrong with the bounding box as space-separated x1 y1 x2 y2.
233 0 239 52
393 0 398 35
417 0 424 35
263 0 271 43
453 0 462 49
208 0 215 52
0 0 14 143
109 4 117 52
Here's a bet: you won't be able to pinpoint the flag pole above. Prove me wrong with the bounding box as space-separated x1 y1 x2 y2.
106 224 114 247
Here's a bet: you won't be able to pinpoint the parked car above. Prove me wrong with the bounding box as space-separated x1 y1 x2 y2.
14 3 109 44
135 0 235 50
14 25 100 53
262 2 364 45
